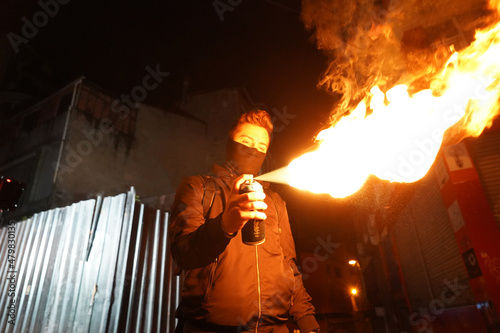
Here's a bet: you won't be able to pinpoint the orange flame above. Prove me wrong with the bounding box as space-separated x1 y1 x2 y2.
290 1 500 198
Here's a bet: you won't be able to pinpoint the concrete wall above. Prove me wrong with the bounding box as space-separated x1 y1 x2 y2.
52 85 253 210
1 78 255 218
53 101 206 207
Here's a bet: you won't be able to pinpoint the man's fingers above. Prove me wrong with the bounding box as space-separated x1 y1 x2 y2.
232 174 253 192
248 201 267 211
246 191 266 201
241 211 267 221
232 197 267 211
231 192 266 206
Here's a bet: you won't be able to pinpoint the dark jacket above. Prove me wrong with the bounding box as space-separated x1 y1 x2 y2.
169 164 319 333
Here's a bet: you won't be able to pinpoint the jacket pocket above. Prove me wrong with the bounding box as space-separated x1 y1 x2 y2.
203 258 218 304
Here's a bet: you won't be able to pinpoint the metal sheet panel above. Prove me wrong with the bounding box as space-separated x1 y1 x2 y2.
29 208 63 333
60 199 96 332
145 210 161 332
125 203 145 333
15 210 47 332
135 206 155 333
0 225 12 330
19 209 55 333
4 212 44 333
0 188 178 333
71 195 113 332
0 218 30 331
158 212 170 333
0 226 8 297
88 193 127 333
108 187 136 332
43 202 88 332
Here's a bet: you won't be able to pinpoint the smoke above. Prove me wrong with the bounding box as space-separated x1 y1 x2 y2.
300 0 453 123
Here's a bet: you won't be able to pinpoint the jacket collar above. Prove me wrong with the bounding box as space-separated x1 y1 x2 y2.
210 163 271 190
210 163 236 190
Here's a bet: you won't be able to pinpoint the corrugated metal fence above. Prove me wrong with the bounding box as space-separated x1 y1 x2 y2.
0 187 180 333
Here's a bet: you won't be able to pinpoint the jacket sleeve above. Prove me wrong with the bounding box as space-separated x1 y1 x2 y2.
168 176 232 270
272 192 320 333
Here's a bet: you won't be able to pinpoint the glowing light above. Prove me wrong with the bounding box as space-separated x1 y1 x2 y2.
288 0 500 198
351 288 358 295
348 260 358 266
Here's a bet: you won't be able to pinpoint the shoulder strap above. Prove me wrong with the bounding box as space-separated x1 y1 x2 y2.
199 175 217 219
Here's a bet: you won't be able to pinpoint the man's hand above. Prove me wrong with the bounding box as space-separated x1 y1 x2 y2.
221 174 267 235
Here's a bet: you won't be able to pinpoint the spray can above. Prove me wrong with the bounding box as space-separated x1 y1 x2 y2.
239 179 265 245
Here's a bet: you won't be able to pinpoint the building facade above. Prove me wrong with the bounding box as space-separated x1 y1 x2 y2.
0 78 257 222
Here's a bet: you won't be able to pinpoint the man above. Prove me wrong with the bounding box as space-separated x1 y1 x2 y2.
169 110 320 333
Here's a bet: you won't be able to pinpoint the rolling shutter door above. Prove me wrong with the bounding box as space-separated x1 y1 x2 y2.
467 131 500 230
392 172 474 309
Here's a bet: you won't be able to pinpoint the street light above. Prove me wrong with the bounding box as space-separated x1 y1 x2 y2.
350 287 359 311
349 259 361 269
347 259 365 312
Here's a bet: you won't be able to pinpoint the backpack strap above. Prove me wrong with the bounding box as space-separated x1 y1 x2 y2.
199 175 218 219
172 176 220 279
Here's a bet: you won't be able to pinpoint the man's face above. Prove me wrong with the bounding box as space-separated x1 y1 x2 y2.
232 123 270 153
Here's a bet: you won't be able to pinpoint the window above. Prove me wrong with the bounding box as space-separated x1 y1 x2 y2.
335 267 342 279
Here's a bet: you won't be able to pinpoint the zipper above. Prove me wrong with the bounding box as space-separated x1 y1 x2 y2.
204 257 218 303
255 246 262 333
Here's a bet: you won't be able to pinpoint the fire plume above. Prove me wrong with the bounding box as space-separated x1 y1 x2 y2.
290 0 500 198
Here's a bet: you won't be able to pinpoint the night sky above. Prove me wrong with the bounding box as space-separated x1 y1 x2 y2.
1 0 354 240
1 0 338 164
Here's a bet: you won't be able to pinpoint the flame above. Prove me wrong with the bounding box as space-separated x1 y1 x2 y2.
290 0 500 198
